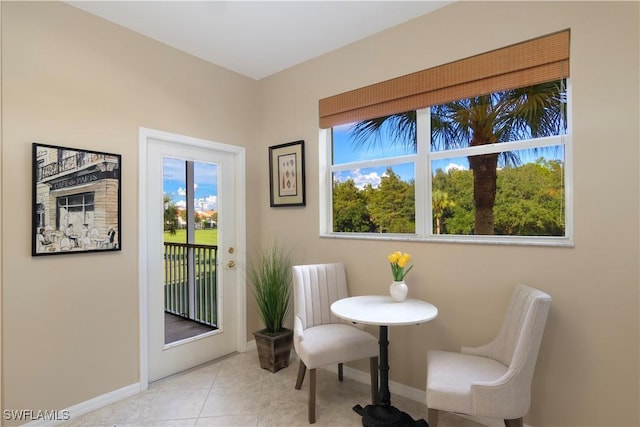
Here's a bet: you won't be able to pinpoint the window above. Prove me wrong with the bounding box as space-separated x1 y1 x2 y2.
332 118 417 233
319 30 572 246
162 157 219 336
321 79 572 246
57 192 95 231
162 158 219 243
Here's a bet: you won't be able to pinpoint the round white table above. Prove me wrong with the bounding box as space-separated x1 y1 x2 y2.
331 295 438 427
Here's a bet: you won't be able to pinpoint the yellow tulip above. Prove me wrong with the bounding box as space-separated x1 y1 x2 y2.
388 251 413 281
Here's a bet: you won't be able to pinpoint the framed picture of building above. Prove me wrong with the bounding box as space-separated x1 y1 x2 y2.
269 140 305 207
32 143 122 256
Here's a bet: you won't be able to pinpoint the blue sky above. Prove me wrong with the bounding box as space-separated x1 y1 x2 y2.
332 123 468 189
332 123 565 189
163 157 218 211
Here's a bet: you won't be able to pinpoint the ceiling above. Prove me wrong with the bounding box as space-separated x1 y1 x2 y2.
67 1 452 80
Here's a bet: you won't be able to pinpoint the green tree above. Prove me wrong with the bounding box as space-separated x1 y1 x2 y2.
431 160 565 236
333 179 374 232
494 159 564 235
432 168 475 234
163 195 178 235
368 168 415 233
349 80 567 235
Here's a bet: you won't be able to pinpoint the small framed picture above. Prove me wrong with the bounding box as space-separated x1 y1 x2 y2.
32 142 121 256
269 140 305 207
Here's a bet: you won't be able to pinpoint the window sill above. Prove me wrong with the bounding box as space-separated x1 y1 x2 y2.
319 232 574 248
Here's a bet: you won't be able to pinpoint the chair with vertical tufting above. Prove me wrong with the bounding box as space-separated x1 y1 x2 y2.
292 263 379 424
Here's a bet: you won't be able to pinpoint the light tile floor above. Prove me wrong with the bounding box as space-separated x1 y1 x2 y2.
63 350 485 427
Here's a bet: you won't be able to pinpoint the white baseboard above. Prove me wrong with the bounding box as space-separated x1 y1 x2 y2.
320 363 425 402
22 383 141 427
244 338 257 352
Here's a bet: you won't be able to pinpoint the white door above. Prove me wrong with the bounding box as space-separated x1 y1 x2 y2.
140 128 246 383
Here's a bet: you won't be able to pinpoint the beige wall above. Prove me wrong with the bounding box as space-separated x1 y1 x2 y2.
255 2 639 427
0 1 257 424
1 1 638 427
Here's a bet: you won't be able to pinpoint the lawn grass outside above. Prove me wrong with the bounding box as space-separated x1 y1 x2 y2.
163 229 218 246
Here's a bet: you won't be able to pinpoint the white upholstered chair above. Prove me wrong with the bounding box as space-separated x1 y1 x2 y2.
426 284 552 427
293 263 379 424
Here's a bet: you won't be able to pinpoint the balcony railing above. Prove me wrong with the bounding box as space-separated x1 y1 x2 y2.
39 152 119 181
164 242 218 327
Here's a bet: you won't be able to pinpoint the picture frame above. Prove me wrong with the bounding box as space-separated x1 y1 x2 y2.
32 142 122 256
269 140 306 207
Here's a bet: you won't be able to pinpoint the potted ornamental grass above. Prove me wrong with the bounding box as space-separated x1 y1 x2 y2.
248 242 294 373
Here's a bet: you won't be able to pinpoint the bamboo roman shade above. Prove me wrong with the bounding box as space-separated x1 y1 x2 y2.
319 30 570 129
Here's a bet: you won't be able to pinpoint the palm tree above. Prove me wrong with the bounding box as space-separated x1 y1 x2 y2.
163 195 179 235
432 190 455 234
349 80 567 234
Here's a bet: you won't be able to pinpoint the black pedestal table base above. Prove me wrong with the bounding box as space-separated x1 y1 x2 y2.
352 325 428 427
353 404 428 427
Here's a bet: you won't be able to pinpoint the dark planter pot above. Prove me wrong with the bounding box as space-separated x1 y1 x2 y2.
253 328 293 373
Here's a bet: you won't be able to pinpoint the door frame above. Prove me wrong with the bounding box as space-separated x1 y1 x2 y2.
138 127 247 389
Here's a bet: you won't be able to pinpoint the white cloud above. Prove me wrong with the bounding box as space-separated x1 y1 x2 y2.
177 183 199 196
445 163 467 173
204 195 217 210
351 168 382 189
173 196 217 212
195 195 217 211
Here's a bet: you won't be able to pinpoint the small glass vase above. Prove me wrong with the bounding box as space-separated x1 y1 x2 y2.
389 280 408 302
